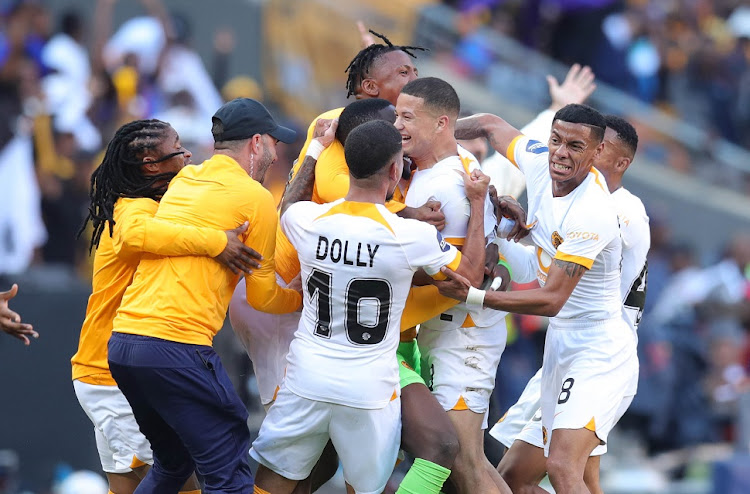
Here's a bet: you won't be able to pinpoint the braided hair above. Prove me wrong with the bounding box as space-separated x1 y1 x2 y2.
78 119 178 252
344 30 427 99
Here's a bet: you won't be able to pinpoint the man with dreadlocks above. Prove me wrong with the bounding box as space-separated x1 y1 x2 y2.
71 119 261 494
107 99 301 494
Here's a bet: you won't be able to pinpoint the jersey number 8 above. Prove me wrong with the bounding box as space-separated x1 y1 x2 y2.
307 268 392 345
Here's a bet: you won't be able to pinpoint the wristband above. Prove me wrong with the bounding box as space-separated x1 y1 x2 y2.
496 258 513 280
496 217 516 238
466 287 486 308
306 139 326 160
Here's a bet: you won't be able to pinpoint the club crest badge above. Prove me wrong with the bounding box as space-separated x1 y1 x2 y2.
551 231 563 249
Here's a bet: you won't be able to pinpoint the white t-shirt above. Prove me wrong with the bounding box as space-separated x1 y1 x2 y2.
507 135 622 321
403 146 503 329
612 187 650 330
281 199 460 409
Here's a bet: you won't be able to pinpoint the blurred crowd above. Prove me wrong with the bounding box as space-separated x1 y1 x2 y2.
0 0 300 280
446 0 750 149
1 0 750 490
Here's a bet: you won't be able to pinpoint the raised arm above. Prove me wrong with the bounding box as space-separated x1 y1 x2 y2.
280 118 338 215
446 170 492 287
455 114 522 159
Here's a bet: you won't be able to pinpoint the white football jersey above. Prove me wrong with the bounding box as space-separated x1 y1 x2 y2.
281 199 460 409
612 187 650 331
507 135 622 321
403 145 502 330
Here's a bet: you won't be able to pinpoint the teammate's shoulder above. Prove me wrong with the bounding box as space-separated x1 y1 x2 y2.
614 187 648 215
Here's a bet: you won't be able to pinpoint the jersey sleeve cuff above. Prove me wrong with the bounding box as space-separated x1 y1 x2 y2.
505 135 523 168
206 230 228 257
554 251 594 270
432 251 462 281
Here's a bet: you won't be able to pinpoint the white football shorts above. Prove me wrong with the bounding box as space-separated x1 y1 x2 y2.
73 380 152 473
229 276 301 406
250 385 401 494
418 318 507 428
541 317 638 457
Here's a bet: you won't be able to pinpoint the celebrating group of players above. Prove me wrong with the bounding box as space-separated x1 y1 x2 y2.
0 24 651 494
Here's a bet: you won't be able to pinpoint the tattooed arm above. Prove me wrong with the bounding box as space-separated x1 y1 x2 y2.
279 118 338 216
435 257 587 317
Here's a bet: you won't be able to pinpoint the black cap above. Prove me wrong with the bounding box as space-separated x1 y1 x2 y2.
211 98 296 144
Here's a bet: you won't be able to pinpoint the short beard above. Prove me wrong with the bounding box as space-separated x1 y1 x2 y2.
256 146 274 184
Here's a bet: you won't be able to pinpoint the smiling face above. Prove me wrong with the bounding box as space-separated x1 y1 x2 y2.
364 50 418 105
547 120 603 196
394 93 440 161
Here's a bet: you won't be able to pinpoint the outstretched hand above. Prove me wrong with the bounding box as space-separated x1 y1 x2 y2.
357 21 376 48
1 284 38 346
215 222 263 275
434 267 472 302
548 63 596 111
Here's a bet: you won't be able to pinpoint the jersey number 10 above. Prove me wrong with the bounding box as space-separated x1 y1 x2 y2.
307 268 393 345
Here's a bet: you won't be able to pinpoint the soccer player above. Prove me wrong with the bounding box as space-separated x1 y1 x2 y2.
233 97 469 494
0 284 37 345
396 77 510 494
437 104 638 494
71 119 261 494
108 99 302 493
488 115 649 494
251 119 487 494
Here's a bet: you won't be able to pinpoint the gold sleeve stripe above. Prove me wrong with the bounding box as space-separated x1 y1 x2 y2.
506 135 523 168
444 237 465 246
554 251 594 269
432 251 463 281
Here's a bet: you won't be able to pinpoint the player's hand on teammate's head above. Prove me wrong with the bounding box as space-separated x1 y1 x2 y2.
492 195 531 242
406 200 445 231
461 169 490 203
548 63 596 111
0 284 38 346
313 118 339 149
434 267 472 301
357 21 376 49
216 222 263 275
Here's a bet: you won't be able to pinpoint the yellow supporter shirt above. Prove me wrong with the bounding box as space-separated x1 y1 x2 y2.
113 154 302 346
71 197 228 385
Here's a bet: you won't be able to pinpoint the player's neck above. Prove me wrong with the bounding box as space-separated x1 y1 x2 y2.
411 140 458 171
607 177 623 193
345 184 387 205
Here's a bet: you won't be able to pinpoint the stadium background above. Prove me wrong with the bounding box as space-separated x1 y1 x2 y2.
1 0 749 492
